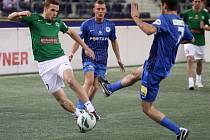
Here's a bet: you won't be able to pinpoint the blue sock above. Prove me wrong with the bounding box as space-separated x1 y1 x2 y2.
76 100 85 110
160 117 180 135
107 80 123 93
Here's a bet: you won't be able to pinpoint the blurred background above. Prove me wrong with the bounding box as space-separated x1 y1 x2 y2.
0 0 209 19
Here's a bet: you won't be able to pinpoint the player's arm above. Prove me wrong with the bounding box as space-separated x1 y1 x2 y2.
69 42 79 62
67 28 95 60
8 11 31 21
111 39 125 72
201 25 210 31
131 1 157 35
200 12 210 31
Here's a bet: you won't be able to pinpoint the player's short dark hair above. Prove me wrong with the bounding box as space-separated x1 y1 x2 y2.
161 0 178 11
44 0 60 7
95 0 105 5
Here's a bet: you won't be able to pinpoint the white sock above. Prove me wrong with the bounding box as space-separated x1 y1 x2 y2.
196 75 202 81
74 108 82 117
84 101 95 113
189 77 194 83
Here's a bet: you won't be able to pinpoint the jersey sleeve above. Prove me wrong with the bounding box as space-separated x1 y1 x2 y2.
59 20 68 33
182 24 193 41
79 21 87 39
152 15 167 33
109 22 117 41
204 11 210 26
20 13 36 25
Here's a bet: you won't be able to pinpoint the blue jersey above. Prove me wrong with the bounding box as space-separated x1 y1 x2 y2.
79 18 116 65
146 14 193 77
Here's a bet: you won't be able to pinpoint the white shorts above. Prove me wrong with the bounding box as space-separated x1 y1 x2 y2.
38 56 73 94
184 44 205 60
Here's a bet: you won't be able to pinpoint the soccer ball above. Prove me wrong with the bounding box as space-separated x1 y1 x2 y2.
77 112 96 133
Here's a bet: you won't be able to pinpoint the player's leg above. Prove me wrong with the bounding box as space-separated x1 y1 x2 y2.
140 69 189 139
195 45 204 88
76 62 95 110
88 79 99 101
99 66 142 96
53 89 82 117
63 69 95 114
141 101 189 140
184 44 195 90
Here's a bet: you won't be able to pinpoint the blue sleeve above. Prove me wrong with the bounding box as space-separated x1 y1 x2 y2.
79 22 86 39
182 24 193 41
152 15 167 33
109 23 117 41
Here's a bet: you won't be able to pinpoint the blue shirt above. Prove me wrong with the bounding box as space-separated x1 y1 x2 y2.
79 18 117 65
146 14 193 77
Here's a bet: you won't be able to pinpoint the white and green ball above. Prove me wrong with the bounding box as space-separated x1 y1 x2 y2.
77 112 96 133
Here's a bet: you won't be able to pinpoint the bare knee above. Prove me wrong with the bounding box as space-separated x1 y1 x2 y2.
141 102 151 116
187 56 194 64
66 77 76 88
197 60 202 66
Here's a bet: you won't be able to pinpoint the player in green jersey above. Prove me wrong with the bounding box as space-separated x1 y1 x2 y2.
8 0 99 119
183 0 210 90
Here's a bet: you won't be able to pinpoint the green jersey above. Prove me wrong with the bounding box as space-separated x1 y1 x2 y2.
183 9 210 46
20 13 68 62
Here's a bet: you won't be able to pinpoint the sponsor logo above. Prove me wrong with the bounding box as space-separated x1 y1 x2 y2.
0 52 28 66
40 37 59 45
98 30 103 35
90 37 109 41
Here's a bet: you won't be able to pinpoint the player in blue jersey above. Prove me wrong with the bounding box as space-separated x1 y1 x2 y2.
69 0 125 119
99 0 194 139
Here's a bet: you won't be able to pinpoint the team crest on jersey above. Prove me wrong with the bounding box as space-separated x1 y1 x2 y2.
55 22 60 28
106 27 111 32
153 19 161 25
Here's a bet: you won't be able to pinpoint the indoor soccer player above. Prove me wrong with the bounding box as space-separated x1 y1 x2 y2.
8 0 99 119
99 0 194 139
69 0 125 119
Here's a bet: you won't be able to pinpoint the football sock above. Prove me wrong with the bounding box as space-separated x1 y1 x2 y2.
160 117 180 135
107 80 123 93
84 101 95 113
76 100 85 110
74 108 82 117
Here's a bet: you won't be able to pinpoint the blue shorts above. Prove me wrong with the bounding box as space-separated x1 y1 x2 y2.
83 62 106 78
140 67 164 102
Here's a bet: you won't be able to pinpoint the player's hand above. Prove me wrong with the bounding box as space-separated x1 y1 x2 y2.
18 11 31 17
131 1 139 19
85 47 95 60
118 59 125 72
69 53 74 62
200 21 205 29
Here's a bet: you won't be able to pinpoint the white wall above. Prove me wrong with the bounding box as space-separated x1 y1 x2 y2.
0 27 210 75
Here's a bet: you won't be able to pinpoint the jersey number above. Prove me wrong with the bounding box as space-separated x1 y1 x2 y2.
176 27 184 45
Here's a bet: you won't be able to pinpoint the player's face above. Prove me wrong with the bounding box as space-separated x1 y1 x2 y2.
93 3 107 21
193 0 202 10
44 4 59 21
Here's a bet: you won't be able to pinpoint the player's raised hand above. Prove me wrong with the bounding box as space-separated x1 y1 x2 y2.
85 47 95 60
18 11 31 17
131 0 139 19
118 59 125 72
